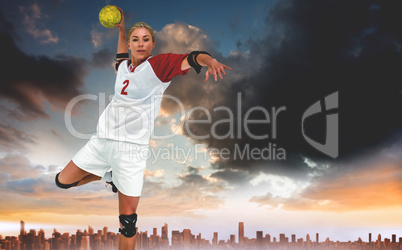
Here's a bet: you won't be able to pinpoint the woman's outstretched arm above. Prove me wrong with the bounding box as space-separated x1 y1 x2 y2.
181 52 232 82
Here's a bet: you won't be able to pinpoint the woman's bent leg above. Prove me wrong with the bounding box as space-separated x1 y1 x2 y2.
57 160 101 187
118 192 140 250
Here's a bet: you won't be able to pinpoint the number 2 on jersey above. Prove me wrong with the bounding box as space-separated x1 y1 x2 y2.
121 80 129 95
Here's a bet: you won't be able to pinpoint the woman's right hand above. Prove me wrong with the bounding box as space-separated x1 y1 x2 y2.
114 6 125 31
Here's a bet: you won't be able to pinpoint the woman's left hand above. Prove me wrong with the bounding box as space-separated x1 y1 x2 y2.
205 58 232 82
114 6 125 31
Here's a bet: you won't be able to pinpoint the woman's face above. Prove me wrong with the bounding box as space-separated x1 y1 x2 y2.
128 27 155 63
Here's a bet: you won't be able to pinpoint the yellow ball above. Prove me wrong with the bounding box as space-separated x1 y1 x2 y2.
99 5 121 28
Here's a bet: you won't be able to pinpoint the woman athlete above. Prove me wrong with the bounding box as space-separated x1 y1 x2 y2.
55 6 230 250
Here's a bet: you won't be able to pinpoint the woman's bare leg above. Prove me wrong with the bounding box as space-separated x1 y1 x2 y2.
58 160 101 186
118 191 140 250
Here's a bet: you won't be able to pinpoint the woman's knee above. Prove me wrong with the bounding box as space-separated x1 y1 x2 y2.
119 213 138 238
118 193 140 238
55 172 79 189
55 161 89 189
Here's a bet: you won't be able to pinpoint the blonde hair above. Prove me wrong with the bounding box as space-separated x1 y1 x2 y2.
126 22 155 43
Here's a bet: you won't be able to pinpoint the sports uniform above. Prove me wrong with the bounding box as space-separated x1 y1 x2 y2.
72 53 189 196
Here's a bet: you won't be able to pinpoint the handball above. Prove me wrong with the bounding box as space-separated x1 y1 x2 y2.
99 5 121 28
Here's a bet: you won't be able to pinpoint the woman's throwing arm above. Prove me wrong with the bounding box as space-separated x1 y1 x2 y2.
181 52 231 82
115 7 129 66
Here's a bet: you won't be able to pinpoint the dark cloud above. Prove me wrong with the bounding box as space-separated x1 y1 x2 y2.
6 178 39 194
176 0 402 176
178 165 226 193
91 48 114 68
186 166 200 174
0 9 88 120
210 168 251 185
0 123 36 152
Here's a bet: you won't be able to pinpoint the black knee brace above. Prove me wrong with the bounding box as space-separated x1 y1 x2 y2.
119 213 137 238
55 173 79 189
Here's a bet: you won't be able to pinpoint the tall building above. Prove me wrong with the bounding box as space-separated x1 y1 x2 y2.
230 234 236 245
291 234 296 243
81 235 90 250
265 234 271 243
212 232 218 246
316 233 319 243
239 222 244 245
141 231 149 249
172 230 182 247
183 229 191 248
38 229 45 246
369 233 372 243
256 231 263 247
160 223 169 247
161 223 168 241
20 220 25 237
103 227 108 241
279 234 288 244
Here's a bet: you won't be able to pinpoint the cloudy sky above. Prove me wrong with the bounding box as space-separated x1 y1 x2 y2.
1 0 401 242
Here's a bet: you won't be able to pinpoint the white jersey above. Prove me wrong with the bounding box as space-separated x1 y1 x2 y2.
96 54 189 144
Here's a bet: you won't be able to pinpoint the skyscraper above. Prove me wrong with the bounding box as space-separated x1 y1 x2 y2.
230 234 236 245
81 235 90 250
265 234 271 243
239 222 244 245
20 220 25 237
212 232 218 246
172 230 182 247
161 223 168 241
161 223 169 247
306 234 311 243
38 229 45 246
103 227 108 241
256 231 263 247
183 229 191 248
141 231 149 249
280 234 288 244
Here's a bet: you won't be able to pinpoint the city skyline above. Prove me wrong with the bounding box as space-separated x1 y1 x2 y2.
2 220 402 244
1 220 402 250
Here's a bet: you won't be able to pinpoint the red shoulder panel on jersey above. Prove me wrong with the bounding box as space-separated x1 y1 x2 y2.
148 53 190 82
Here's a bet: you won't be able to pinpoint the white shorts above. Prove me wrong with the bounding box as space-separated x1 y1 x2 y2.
72 136 149 197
